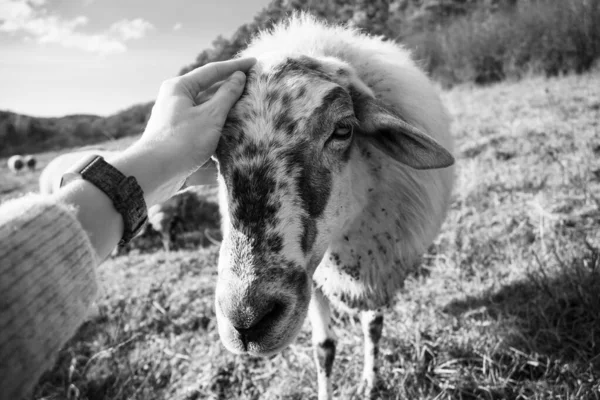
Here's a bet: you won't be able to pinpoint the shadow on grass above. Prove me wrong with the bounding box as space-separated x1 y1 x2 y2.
441 245 600 396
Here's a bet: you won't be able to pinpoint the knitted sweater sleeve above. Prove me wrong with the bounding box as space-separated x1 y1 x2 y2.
0 194 98 400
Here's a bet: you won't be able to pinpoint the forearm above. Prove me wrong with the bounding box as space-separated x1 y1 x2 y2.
51 141 190 261
52 179 125 261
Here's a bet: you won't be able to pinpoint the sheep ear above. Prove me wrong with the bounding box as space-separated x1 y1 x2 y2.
354 95 455 170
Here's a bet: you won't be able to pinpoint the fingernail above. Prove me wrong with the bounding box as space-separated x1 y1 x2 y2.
231 71 245 82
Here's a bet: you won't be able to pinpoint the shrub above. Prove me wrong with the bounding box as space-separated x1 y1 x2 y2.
405 0 600 86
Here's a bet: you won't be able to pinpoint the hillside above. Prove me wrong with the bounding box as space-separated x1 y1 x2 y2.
0 103 152 158
8 71 598 400
0 135 139 201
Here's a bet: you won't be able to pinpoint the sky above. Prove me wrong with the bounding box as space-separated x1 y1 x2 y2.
0 0 272 117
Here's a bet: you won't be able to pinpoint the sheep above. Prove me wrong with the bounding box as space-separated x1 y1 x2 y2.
145 183 220 251
133 160 219 252
24 155 37 170
212 14 455 399
7 155 25 173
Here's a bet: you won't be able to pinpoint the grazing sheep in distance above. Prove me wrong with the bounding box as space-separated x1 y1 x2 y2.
146 183 220 251
7 155 25 173
212 14 455 399
24 155 37 170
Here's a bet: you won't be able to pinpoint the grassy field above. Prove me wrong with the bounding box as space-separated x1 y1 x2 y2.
2 71 600 399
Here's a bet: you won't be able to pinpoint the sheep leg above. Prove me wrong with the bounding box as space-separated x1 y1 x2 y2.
358 309 384 397
309 287 336 400
162 233 171 252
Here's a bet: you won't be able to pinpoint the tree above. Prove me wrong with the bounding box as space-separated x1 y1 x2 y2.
351 0 391 37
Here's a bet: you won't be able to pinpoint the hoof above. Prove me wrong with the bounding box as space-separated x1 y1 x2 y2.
355 377 383 400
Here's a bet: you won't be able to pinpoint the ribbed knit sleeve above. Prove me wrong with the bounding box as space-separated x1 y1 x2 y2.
0 194 98 400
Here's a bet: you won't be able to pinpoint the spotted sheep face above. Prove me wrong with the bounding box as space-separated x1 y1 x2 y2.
213 55 454 356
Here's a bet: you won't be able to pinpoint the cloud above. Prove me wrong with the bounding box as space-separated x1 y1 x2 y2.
173 22 182 31
109 18 154 40
0 0 154 55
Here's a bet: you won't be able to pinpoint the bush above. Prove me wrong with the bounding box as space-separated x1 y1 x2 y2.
406 0 600 86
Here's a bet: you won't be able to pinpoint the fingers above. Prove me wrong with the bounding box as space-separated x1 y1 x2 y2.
208 71 247 120
179 57 256 96
194 79 224 106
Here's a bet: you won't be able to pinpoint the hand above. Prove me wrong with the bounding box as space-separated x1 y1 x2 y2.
111 57 256 206
141 56 256 173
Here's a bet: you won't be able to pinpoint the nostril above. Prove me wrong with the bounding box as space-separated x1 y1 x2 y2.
231 300 287 335
258 300 286 327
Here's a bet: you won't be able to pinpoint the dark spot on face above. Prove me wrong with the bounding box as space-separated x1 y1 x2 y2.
300 215 317 254
216 125 246 174
297 86 307 99
224 113 241 130
316 338 336 377
274 56 328 80
360 146 373 159
273 110 296 136
337 68 348 77
240 143 261 162
330 252 341 266
266 233 283 253
227 158 281 253
266 89 281 109
286 120 298 136
341 261 361 280
297 56 321 71
295 159 332 219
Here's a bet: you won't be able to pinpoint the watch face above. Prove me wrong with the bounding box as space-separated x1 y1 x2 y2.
59 171 81 188
59 154 101 188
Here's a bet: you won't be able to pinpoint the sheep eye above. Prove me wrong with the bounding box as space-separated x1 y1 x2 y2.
330 123 353 141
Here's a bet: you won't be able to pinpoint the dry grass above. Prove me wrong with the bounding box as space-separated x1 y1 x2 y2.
3 71 600 399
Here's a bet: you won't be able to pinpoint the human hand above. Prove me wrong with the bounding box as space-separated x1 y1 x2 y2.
110 57 256 207
140 57 256 173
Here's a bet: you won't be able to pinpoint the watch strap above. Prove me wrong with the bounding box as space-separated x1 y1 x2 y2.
67 156 148 246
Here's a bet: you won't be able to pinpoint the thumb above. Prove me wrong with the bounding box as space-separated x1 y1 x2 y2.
210 71 247 118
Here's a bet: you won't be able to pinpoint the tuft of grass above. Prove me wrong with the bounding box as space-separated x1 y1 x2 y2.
19 71 600 399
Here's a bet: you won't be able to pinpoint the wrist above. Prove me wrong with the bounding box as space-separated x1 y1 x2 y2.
107 141 188 207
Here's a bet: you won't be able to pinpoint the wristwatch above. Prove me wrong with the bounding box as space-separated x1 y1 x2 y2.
60 154 148 246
